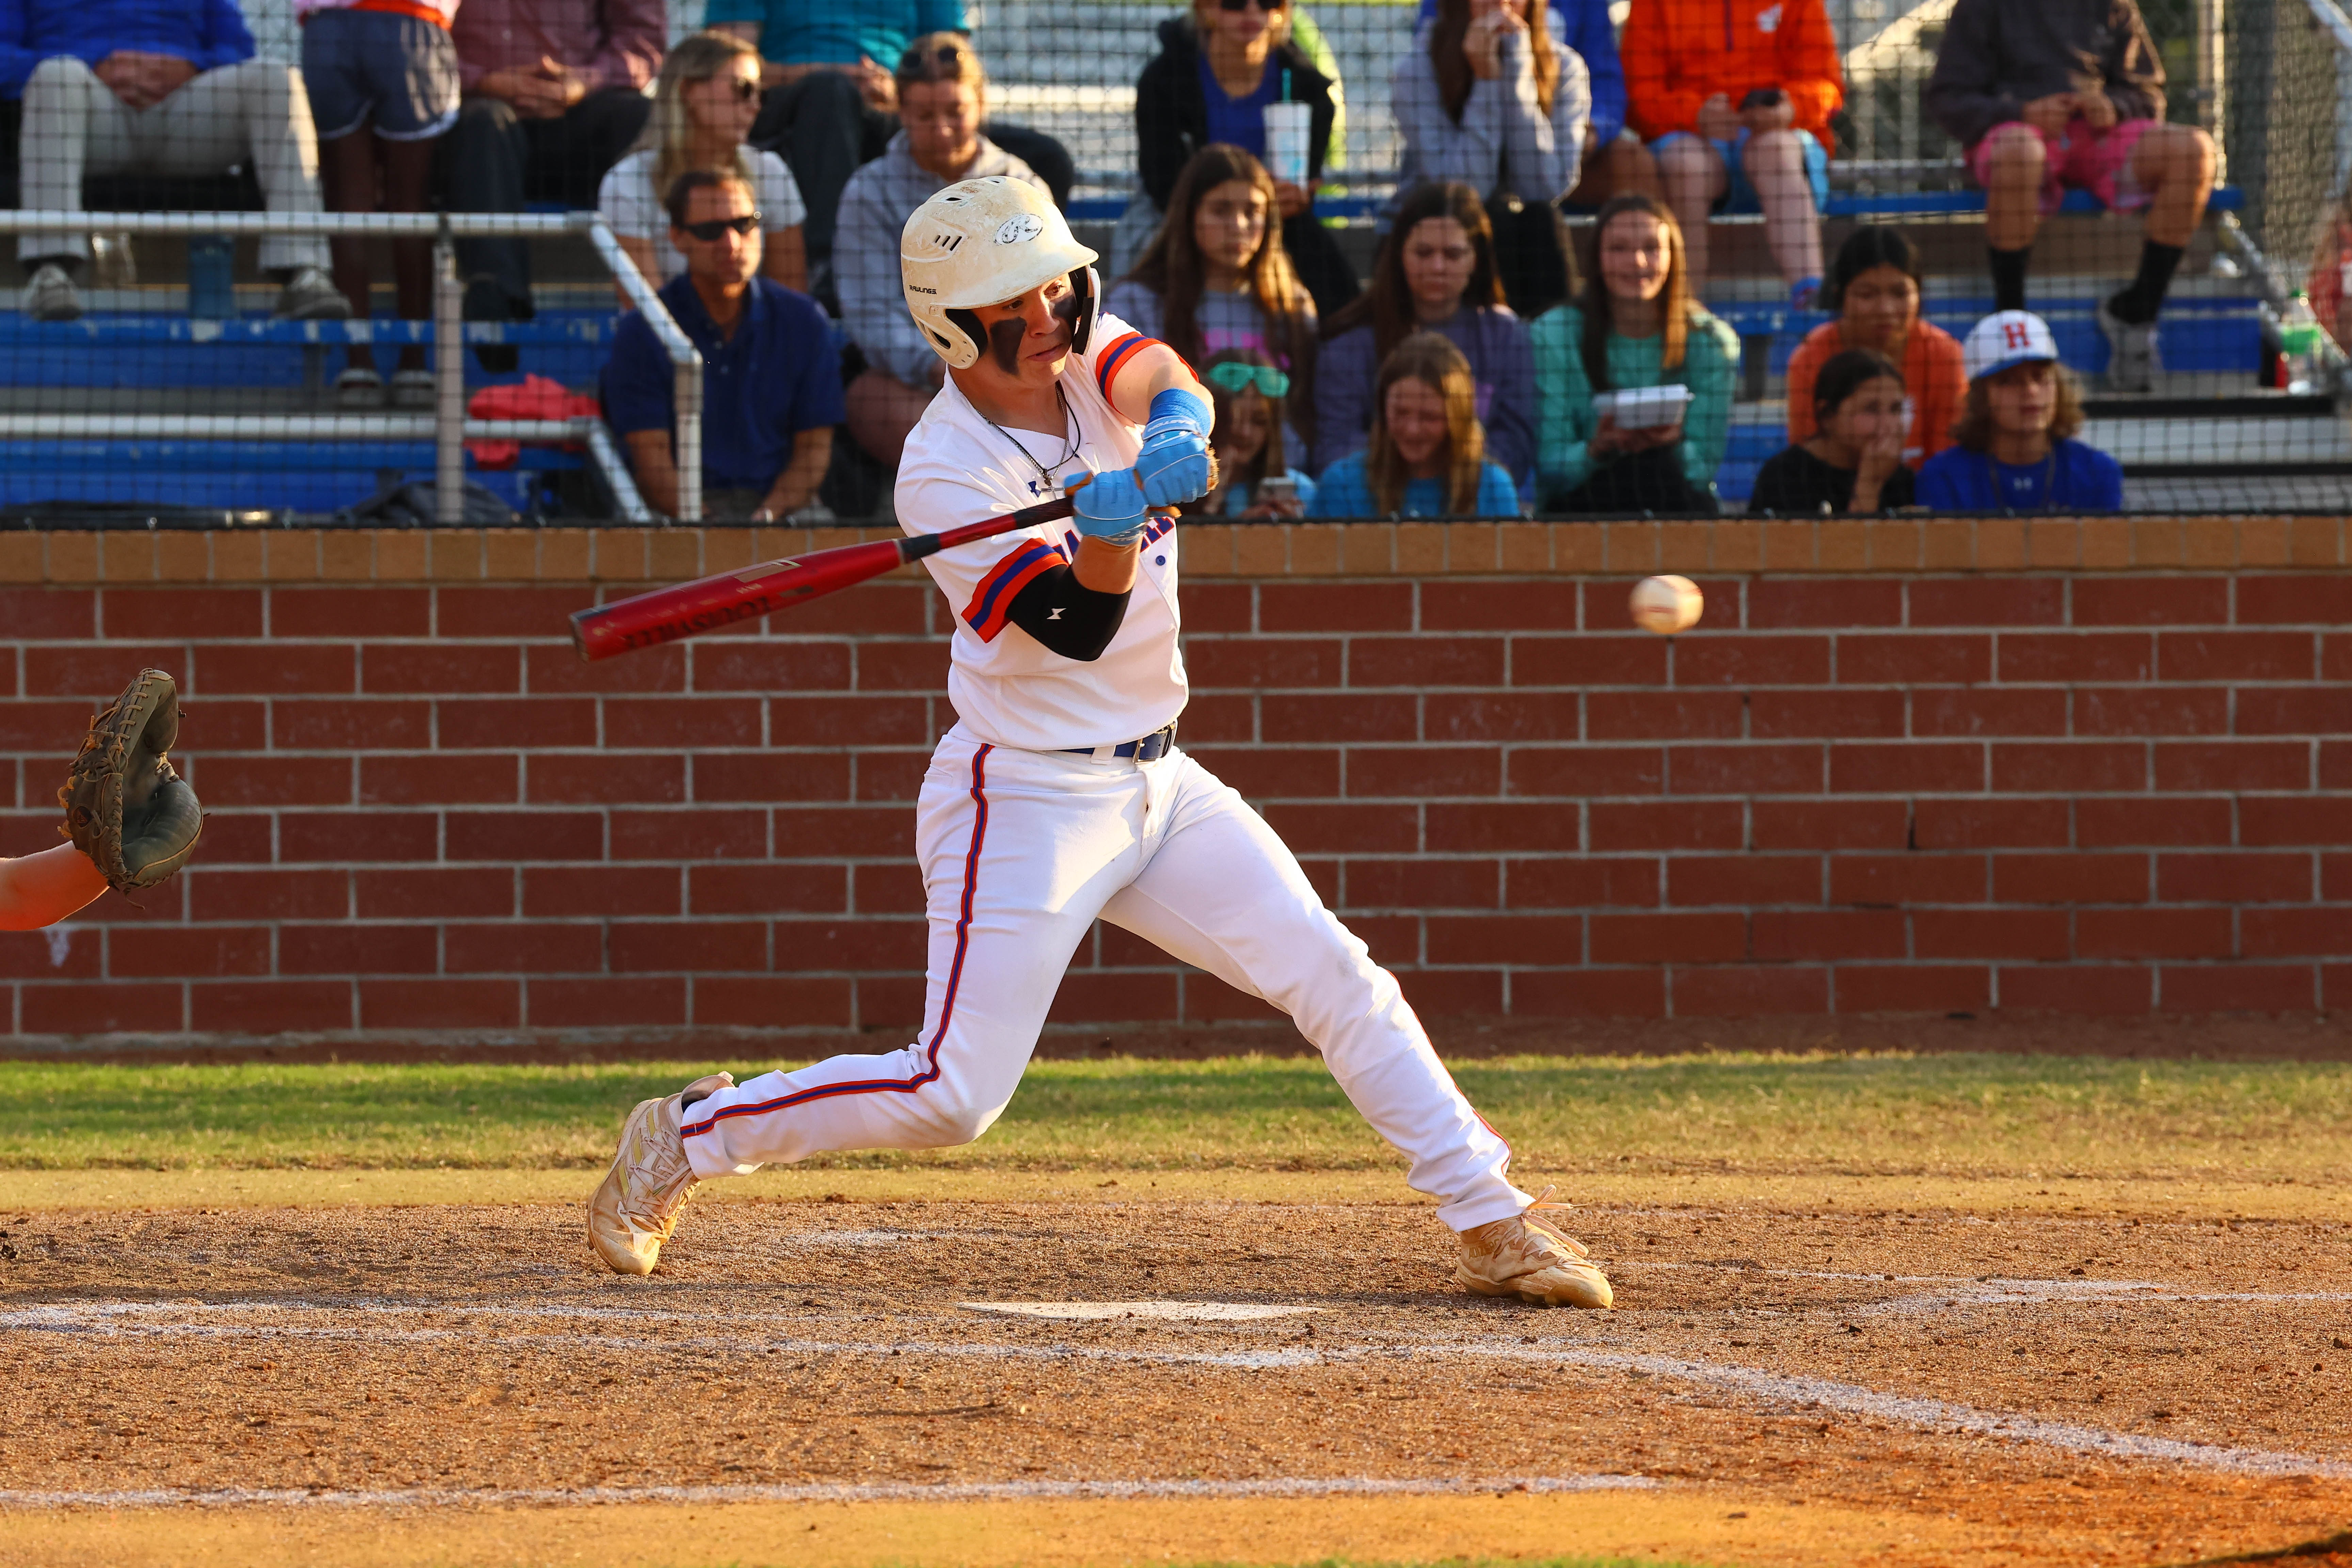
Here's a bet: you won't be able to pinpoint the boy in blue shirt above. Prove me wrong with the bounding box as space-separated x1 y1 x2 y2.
1917 310 2124 512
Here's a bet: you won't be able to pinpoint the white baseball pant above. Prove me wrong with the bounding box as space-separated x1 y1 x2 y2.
681 729 1531 1232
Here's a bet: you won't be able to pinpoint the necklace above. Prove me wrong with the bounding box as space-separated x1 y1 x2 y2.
982 385 1081 496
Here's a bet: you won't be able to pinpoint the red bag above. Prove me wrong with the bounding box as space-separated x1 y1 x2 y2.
466 374 602 469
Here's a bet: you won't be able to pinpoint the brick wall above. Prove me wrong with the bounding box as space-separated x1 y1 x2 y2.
3 516 2348 1040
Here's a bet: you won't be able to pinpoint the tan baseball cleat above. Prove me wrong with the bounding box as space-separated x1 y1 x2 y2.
1455 1187 1614 1309
588 1072 734 1276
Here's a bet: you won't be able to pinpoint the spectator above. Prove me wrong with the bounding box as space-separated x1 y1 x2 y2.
1133 0 1358 318
1529 192 1736 513
1314 181 1533 494
600 32 806 300
1925 0 2213 392
1415 0 1656 207
1748 347 1914 515
1620 0 1839 302
446 0 665 354
1785 226 1966 470
1312 332 1519 519
1194 349 1314 518
6 0 348 322
602 169 842 520
1392 0 1589 318
1918 310 2121 511
715 0 1071 288
301 0 457 407
836 34 1047 469
1107 143 1317 439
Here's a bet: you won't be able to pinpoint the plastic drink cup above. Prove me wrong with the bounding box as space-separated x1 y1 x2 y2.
1263 102 1311 188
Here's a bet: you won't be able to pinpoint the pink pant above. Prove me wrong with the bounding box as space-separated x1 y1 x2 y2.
1969 117 2159 215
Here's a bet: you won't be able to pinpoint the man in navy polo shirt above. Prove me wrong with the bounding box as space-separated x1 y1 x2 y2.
603 168 843 520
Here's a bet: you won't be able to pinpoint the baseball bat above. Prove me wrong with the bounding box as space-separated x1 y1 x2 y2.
570 492 1081 662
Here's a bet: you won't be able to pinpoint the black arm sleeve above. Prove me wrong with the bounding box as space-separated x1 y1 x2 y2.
1006 563 1132 661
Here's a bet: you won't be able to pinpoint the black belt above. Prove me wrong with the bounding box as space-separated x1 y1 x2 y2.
1064 722 1178 763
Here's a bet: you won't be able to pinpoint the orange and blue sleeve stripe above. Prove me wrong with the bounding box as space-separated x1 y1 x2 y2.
1093 331 1151 397
961 538 1064 642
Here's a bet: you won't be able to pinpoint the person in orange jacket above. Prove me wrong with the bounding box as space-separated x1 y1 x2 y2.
1620 0 1841 302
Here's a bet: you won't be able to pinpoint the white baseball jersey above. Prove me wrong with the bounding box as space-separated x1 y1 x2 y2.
893 314 1187 753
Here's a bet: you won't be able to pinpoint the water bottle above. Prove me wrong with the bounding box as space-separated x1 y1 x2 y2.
2279 291 2322 396
186 235 235 320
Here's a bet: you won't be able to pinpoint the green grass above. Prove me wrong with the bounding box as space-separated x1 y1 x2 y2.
3 1052 2349 1181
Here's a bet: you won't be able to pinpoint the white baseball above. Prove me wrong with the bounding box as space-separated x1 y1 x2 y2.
1628 575 1704 635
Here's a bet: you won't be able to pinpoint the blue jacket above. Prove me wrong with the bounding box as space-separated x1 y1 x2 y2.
1915 437 2124 513
0 0 255 99
1416 0 1627 145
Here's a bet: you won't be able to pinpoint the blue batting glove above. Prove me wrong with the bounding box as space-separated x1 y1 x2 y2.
1071 466 1149 546
1134 386 1214 507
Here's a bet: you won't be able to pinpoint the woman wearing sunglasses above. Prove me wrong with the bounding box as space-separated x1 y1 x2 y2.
600 32 808 298
1195 350 1317 518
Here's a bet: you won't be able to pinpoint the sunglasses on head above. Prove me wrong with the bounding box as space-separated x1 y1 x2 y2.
1217 0 1286 11
1205 361 1290 398
680 211 762 240
898 42 971 72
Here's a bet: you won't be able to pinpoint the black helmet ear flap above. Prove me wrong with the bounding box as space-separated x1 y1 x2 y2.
1067 266 1099 357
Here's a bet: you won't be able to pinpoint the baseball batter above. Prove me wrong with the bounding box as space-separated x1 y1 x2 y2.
590 178 1610 1310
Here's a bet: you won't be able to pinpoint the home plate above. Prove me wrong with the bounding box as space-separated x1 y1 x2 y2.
961 1301 1321 1321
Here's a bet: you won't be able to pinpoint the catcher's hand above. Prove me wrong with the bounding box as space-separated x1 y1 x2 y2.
58 668 204 894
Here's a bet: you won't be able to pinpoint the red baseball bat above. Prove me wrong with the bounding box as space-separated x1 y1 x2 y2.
570 492 1081 661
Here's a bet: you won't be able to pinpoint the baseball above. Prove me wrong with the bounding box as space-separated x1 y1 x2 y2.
1629 575 1704 635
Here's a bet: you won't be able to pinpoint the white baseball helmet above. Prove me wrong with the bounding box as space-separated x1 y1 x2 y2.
901 176 1099 370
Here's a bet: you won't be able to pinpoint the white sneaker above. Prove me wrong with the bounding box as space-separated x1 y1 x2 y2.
273 265 351 321
21 262 81 322
1455 1187 1614 1309
2098 302 2160 393
587 1072 734 1275
388 367 436 411
333 366 384 409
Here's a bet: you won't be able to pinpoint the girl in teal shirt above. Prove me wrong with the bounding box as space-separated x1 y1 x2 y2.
1313 332 1521 518
1531 192 1739 513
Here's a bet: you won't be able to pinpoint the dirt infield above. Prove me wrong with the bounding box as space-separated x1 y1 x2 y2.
3 1189 2348 1567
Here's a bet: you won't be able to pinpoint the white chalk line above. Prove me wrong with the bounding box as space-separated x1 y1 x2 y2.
0 1472 1658 1512
7 1299 2350 1484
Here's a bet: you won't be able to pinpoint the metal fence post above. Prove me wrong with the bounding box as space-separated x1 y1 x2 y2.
433 231 464 525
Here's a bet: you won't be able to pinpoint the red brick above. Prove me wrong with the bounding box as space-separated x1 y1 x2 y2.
188 813 272 865
1587 800 1743 852
2242 576 2352 624
1912 688 2068 738
1669 855 1820 906
2077 908 2233 960
607 697 762 749
1835 963 1989 1013
1344 746 1495 799
1910 578 2064 627
1350 637 1503 688
1258 583 1413 631
2152 742 2309 792
1989 743 2144 793
1184 638 1342 689
446 810 605 862
1386 968 1503 1016
2240 907 2352 957
2158 853 2312 903
1345 857 1498 909
356 867 516 919
0 587 94 638
1506 747 1664 797
2075 688 2230 738
1830 855 1986 905
1182 975 1289 1022
189 869 349 921
523 866 680 918
2159 964 2315 1013
279 811 439 863
1424 580 1575 631
2326 635 2352 684
1836 633 1990 685
189 644 352 696
524 642 688 695
361 754 519 805
611 807 769 861
443 922 604 973
436 697 598 749
610 920 768 971
20 981 181 1034
1747 579 1904 629
105 587 263 639
271 587 431 638
2071 577 2229 626
696 751 852 802
2077 796 2232 847
853 975 928 1029
1261 693 1419 743
21 646 180 701
435 586 587 639
1752 799 1909 850
1427 691 1578 743
696 975 856 1028
1426 914 1582 965
1511 967 1666 1017
1587 690 1743 740
1510 634 1668 688
1672 635 1831 688
688 640 853 693
195 755 352 806
2159 631 2314 683
690 864 848 914
104 925 269 979
1998 965 2151 1013
1754 909 1906 961
1047 969 1185 1023
1831 743 1984 793
363 644 521 694
1177 693 1252 743
1673 966 1829 1015
176 697 270 753
272 699 432 750
774 918 930 971
527 754 685 805
1267 802 1420 854
2319 854 2352 901
1992 853 2149 904
1914 909 2069 959
360 978 520 1029
1911 797 2070 849
0 922 102 977
781 583 932 637
1591 912 1746 963
280 923 440 975
190 980 353 1033
1666 744 1824 795
1998 633 2152 683
1505 857 1659 908
1183 582 1253 633
1752 690 1907 738
852 750 931 803
2234 687 2352 735
2240 795 2352 847
2328 964 2352 1010
0 699 103 748
852 641 952 693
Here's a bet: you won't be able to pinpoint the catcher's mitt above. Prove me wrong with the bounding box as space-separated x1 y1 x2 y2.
58 668 204 894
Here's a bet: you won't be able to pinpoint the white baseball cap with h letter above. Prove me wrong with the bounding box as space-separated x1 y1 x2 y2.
1963 310 2061 382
